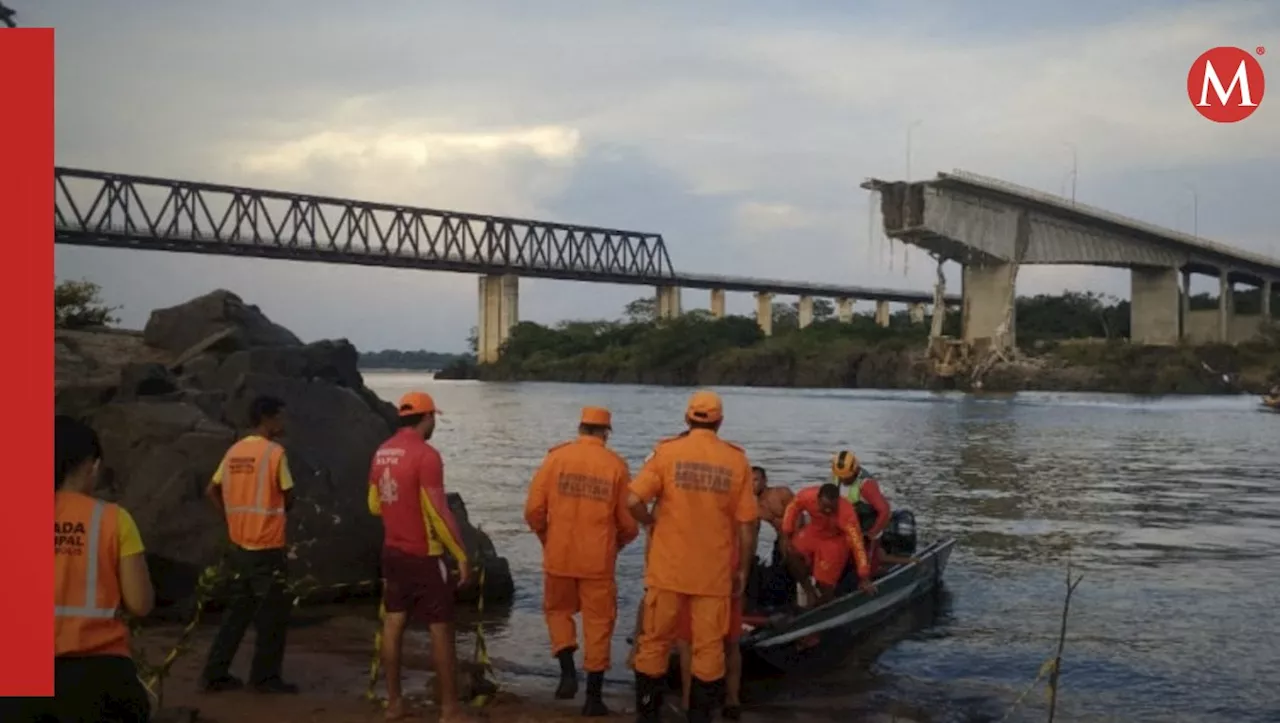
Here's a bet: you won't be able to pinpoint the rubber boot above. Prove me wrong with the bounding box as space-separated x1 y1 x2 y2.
634 672 664 723
581 671 609 717
555 648 579 700
686 677 723 723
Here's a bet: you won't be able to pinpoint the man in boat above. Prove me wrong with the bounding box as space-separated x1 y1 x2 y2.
754 466 795 540
627 390 758 723
779 483 876 607
832 451 891 542
524 406 639 717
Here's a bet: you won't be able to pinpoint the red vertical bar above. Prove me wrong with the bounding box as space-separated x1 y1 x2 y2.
0 28 55 697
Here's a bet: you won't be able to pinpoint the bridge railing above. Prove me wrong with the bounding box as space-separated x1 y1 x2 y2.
53 167 677 279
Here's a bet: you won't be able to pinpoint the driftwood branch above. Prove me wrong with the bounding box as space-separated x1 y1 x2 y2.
998 560 1084 722
1047 562 1084 722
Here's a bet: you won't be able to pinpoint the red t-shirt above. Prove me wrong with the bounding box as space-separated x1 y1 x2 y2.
368 428 465 560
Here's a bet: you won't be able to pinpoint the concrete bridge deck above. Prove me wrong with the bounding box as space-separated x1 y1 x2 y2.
863 170 1279 347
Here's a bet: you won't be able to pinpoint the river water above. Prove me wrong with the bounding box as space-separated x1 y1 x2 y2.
361 373 1280 722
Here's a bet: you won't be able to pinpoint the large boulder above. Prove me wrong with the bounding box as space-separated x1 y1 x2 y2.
143 289 301 354
56 289 514 612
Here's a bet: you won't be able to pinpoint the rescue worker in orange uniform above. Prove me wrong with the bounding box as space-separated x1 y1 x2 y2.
524 406 639 717
627 390 758 723
368 391 473 722
16 416 156 723
201 395 299 695
780 483 876 607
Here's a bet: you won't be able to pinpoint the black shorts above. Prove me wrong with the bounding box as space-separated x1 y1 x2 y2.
0 654 151 723
382 547 456 625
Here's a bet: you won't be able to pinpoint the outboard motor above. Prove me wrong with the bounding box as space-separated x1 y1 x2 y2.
881 509 918 556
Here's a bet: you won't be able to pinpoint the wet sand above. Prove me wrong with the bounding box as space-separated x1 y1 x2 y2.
137 610 638 723
137 610 919 723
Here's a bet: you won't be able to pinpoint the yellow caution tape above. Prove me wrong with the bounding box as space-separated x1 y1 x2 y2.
129 547 379 708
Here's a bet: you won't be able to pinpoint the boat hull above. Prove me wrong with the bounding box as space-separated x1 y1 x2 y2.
739 538 956 672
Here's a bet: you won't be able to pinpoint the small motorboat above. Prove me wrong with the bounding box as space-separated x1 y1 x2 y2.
738 513 955 671
1261 396 1280 413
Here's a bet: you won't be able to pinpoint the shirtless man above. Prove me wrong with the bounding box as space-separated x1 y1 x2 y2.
753 466 794 539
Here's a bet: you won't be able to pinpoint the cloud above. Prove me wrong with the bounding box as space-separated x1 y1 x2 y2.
41 0 1280 351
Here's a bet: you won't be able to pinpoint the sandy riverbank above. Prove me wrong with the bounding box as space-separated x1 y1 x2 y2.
137 610 924 723
137 612 637 723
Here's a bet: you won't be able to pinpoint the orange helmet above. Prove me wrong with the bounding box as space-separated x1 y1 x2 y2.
831 450 859 479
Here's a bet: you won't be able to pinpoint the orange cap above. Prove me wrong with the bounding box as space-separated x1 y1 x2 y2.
685 390 723 424
580 406 612 428
397 391 437 417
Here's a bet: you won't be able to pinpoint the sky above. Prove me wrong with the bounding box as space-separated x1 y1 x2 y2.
40 0 1280 352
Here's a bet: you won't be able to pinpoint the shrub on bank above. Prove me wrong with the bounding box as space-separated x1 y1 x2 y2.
456 295 1280 394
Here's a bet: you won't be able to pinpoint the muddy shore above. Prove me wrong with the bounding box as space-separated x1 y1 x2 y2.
137 609 921 723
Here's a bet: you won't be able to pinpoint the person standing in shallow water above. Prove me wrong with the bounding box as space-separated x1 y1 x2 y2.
627 390 759 723
200 395 299 695
368 391 474 722
524 406 639 716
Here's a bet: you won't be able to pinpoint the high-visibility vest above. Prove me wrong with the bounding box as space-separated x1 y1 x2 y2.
55 492 130 657
841 471 878 533
222 436 287 549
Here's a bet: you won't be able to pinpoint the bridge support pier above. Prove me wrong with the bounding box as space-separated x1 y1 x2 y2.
962 262 1016 349
908 302 925 324
874 300 890 327
1180 269 1192 340
710 289 726 319
1218 271 1233 343
656 285 682 320
798 296 814 328
837 298 853 323
1130 267 1181 345
755 292 774 336
477 274 519 364
1264 280 1273 322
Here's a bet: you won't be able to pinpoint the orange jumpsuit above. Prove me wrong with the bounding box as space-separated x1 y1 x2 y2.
630 430 758 684
782 486 870 588
525 435 638 673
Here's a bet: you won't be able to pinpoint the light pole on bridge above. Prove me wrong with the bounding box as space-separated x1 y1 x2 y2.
1063 142 1078 204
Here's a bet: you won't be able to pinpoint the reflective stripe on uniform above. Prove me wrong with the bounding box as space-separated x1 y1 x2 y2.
225 443 285 518
54 500 116 620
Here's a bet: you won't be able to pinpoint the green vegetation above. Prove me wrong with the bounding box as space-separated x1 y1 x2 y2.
55 279 119 329
358 348 472 371
450 291 1280 394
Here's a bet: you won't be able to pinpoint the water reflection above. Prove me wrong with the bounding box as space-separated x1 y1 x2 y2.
363 375 1280 723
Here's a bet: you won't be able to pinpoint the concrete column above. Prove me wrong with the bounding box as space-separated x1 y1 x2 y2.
709 288 726 319
755 291 774 336
498 274 518 347
874 300 890 327
1263 280 1273 322
836 298 853 323
1129 267 1180 345
656 285 682 320
1218 271 1232 343
1180 269 1191 341
476 274 517 364
798 296 814 328
962 262 1017 348
908 302 925 324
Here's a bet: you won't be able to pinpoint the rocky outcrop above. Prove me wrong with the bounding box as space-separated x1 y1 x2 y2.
55 290 513 613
